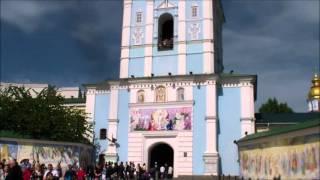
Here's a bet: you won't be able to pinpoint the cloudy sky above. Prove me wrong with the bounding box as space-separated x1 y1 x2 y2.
1 0 319 112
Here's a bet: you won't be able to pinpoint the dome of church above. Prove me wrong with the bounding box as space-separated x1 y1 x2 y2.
308 73 320 99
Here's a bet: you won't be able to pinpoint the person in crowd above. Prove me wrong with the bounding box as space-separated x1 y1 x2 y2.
76 166 86 180
93 164 102 180
5 158 23 180
64 164 76 180
31 164 42 180
118 162 125 179
136 163 141 179
164 163 168 179
3 164 9 180
86 165 95 180
160 164 165 179
55 162 62 179
0 163 4 180
22 166 32 180
43 163 54 180
168 166 173 178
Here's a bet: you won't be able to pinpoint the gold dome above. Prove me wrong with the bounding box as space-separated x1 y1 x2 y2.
308 73 320 100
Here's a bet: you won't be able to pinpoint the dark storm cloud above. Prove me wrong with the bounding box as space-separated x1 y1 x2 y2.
222 0 319 111
65 1 123 78
1 0 319 112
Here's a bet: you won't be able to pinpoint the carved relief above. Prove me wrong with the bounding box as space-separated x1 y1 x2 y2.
188 23 200 40
155 86 166 102
132 27 144 45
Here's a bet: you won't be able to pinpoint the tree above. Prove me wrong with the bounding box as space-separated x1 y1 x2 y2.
258 98 294 113
0 86 92 144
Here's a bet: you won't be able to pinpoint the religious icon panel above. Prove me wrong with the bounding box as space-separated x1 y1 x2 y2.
130 107 192 131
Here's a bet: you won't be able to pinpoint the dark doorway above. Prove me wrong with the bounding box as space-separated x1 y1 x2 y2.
158 13 174 50
149 143 174 168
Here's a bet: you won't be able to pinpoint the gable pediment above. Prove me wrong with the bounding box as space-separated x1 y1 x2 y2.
157 0 176 9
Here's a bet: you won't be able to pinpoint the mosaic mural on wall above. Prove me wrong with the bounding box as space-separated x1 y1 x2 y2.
0 139 93 169
130 107 192 131
239 134 320 179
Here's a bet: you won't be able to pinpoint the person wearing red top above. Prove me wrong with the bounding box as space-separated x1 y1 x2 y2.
76 167 86 180
23 167 32 180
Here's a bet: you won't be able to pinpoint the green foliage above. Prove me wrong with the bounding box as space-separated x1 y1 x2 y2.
0 86 92 144
259 98 294 113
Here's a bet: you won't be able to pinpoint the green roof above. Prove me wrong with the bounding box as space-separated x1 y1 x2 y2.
238 118 320 142
255 113 320 123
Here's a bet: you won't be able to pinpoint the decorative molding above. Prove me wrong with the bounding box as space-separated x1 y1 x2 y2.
205 116 218 121
129 100 194 108
95 90 110 94
109 119 119 123
142 131 178 138
240 117 255 122
203 153 219 175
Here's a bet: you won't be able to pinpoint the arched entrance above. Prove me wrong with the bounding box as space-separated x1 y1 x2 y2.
149 143 174 168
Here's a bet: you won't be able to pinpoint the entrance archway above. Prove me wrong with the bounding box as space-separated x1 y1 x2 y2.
149 143 174 168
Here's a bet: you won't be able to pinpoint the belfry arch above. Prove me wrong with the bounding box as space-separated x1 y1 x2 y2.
158 13 174 50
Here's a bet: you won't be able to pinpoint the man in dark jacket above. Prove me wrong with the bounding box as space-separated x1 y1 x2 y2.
6 158 23 180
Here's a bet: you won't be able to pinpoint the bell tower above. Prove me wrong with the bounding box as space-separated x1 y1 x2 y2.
120 0 225 79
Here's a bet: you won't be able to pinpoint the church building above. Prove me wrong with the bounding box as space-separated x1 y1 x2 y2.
85 0 257 176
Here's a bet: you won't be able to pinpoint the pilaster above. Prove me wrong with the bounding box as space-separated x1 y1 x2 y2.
144 0 154 77
85 89 96 141
204 83 219 175
240 82 255 136
120 0 132 78
105 88 119 160
178 0 186 75
202 0 214 74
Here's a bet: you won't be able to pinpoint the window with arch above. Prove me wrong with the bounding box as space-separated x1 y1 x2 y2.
158 13 174 51
137 90 145 103
191 5 198 17
99 128 107 140
155 86 166 102
177 88 185 101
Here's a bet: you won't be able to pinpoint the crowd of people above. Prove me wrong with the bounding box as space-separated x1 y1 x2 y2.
0 158 173 180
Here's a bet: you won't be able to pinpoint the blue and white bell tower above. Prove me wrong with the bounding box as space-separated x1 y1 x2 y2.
120 0 224 79
85 0 257 177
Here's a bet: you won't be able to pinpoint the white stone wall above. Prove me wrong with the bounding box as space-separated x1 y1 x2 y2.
127 131 193 177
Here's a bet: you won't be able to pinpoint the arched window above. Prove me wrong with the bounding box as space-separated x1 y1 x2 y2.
177 88 184 101
137 90 145 103
155 86 166 102
100 128 107 140
158 13 174 51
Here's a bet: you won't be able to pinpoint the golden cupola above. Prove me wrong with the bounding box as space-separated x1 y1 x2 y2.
308 73 320 100
307 73 320 112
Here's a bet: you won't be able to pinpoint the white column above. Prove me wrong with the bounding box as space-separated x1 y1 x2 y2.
203 82 218 175
178 0 186 75
240 82 255 136
144 0 154 77
120 0 132 78
85 88 96 142
202 0 214 74
106 87 119 161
